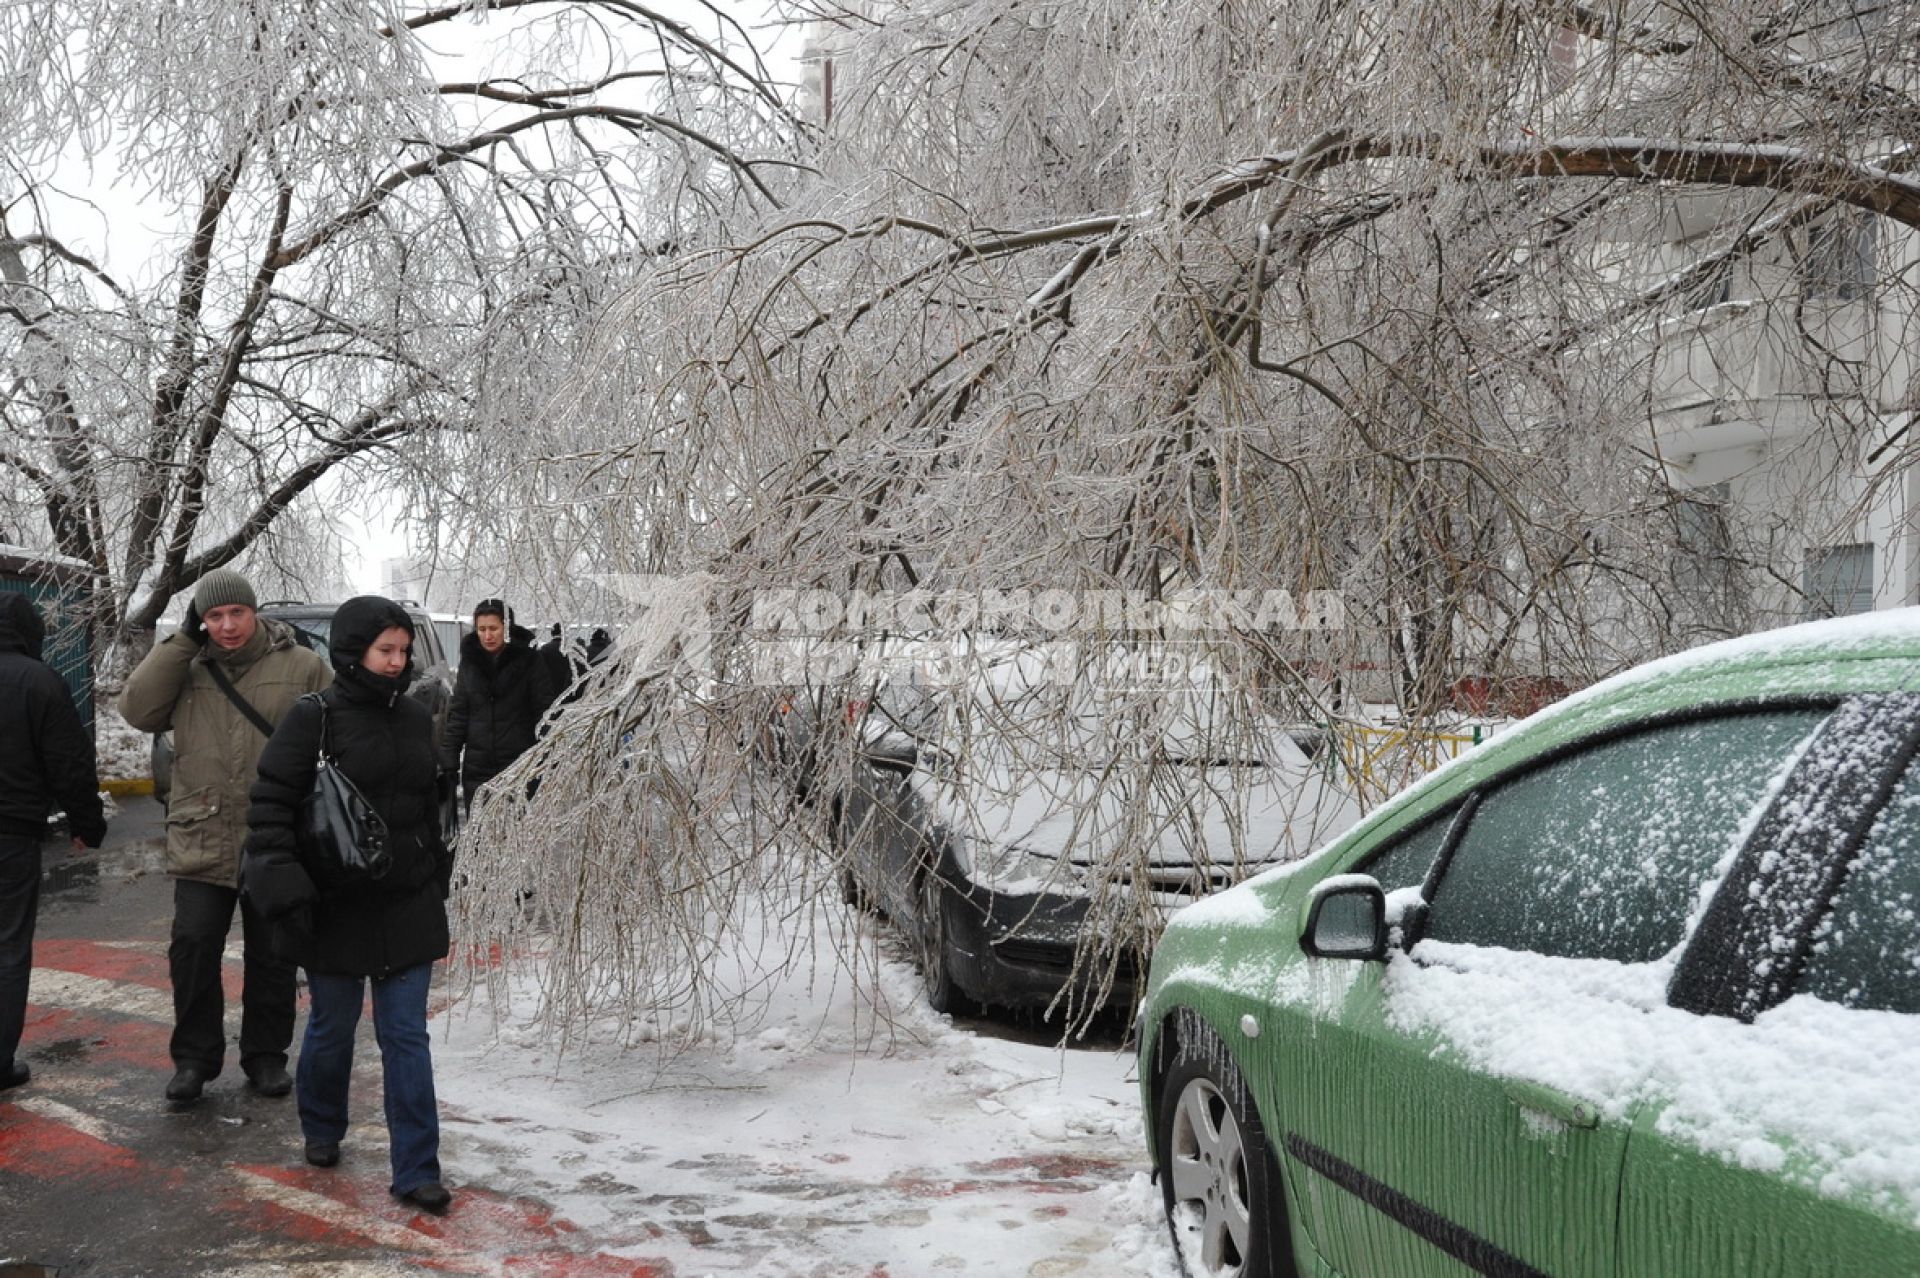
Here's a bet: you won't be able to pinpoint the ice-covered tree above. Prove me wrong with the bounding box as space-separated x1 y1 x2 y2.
439 0 1920 1038
0 0 803 643
485 0 1920 693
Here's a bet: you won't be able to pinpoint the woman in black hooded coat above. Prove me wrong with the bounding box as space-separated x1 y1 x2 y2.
242 595 455 1215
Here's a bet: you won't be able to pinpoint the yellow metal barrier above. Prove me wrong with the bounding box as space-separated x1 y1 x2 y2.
1327 722 1483 807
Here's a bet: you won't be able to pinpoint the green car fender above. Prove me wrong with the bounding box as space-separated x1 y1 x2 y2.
1138 868 1317 1159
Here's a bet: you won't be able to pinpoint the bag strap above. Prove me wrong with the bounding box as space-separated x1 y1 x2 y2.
205 659 275 738
301 691 337 764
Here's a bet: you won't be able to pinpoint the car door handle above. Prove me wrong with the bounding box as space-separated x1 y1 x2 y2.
1504 1080 1600 1129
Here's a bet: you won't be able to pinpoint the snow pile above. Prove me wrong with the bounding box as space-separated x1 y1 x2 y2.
1388 942 1920 1224
95 701 151 781
432 893 1181 1274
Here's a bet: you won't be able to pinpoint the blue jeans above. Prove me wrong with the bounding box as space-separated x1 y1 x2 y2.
297 964 441 1194
0 835 41 1073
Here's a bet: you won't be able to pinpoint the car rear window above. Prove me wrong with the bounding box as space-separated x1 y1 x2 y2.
272 615 333 664
435 621 463 667
1798 761 1920 1014
1423 709 1830 964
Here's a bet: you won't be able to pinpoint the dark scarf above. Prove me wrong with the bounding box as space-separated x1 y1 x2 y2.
335 662 415 707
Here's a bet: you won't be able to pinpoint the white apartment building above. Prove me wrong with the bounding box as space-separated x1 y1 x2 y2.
1637 193 1919 625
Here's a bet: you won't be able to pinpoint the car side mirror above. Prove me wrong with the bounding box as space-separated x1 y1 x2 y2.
1300 875 1388 961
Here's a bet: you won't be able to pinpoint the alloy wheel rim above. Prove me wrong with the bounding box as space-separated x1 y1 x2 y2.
1167 1076 1252 1277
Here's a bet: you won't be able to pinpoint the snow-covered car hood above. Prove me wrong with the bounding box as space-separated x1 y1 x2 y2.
914 728 1362 892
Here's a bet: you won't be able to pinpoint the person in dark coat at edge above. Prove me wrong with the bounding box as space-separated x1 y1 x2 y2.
537 622 576 696
440 598 554 811
584 626 614 666
242 596 456 1215
0 593 106 1092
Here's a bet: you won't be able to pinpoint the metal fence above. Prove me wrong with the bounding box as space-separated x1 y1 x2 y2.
0 546 96 734
1323 720 1488 808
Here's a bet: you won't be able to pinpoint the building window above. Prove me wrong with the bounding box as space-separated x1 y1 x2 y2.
1686 258 1734 311
1673 484 1738 628
1800 209 1878 301
1804 542 1875 618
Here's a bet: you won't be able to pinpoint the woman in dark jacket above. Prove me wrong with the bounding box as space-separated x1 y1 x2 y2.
242 596 455 1215
440 598 554 810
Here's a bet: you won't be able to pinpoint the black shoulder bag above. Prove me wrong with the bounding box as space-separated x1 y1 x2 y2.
294 693 392 886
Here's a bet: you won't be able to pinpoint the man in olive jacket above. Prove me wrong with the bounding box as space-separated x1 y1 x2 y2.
119 569 330 1103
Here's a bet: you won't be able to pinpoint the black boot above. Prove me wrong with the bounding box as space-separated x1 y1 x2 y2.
396 1182 452 1215
305 1141 340 1168
1 1060 28 1091
244 1060 292 1098
165 1066 208 1102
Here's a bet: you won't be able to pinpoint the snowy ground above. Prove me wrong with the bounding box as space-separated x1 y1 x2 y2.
429 901 1183 1277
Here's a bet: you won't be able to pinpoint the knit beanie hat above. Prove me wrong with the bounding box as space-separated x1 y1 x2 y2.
191 569 258 614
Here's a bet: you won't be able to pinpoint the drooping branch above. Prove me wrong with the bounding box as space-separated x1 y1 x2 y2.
126 408 424 630
1193 135 1920 229
387 0 801 130
272 102 797 270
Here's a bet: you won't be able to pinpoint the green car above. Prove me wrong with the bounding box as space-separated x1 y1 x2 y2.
1137 612 1920 1277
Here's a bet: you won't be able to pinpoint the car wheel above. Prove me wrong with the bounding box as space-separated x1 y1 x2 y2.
914 872 964 1014
1156 1018 1293 1278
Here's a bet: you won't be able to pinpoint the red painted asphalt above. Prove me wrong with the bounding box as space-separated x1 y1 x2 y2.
1 819 679 1277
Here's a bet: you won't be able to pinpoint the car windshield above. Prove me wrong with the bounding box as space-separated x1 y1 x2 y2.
859 649 1360 873
263 610 437 669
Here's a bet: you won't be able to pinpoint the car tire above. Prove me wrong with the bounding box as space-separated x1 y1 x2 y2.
1156 1017 1293 1278
914 872 967 1015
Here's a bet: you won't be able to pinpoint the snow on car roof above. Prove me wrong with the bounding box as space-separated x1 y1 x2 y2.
885 668 1361 880
1548 606 1920 713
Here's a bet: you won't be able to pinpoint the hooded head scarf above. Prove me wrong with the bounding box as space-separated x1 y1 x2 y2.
327 595 417 700
0 593 46 660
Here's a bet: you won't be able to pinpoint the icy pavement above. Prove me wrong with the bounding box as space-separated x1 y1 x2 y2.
431 911 1185 1277
6 827 1183 1277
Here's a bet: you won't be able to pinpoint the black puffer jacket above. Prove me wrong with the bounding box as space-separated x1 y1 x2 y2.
0 593 105 845
242 598 451 977
441 625 554 787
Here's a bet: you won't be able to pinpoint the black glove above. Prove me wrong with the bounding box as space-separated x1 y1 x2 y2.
183 601 208 646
